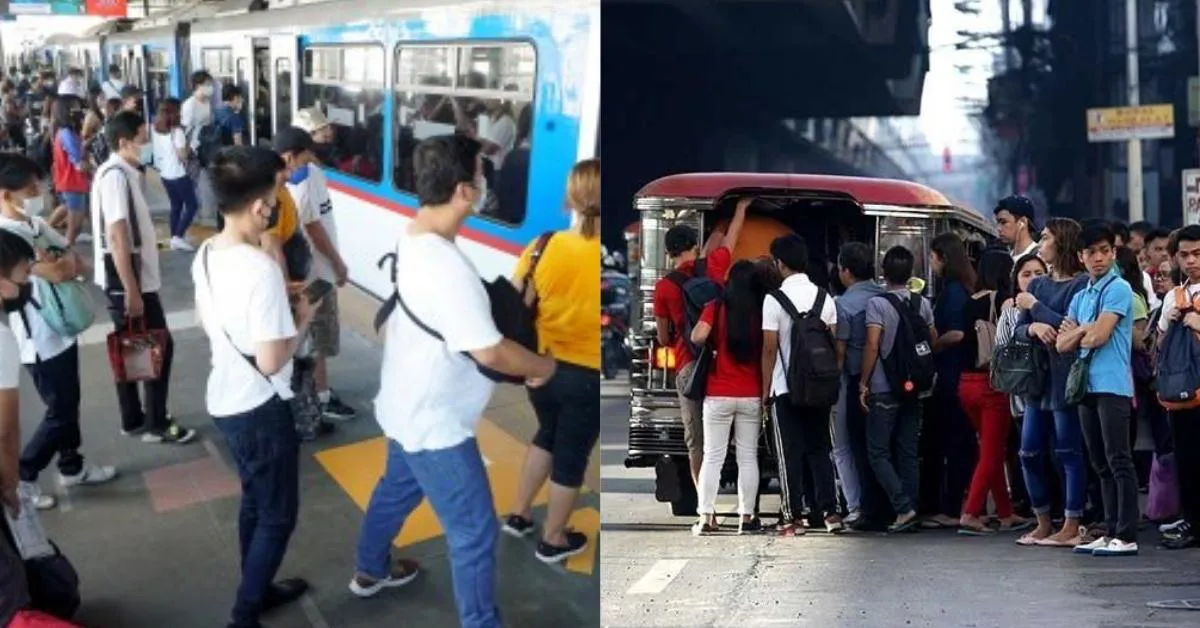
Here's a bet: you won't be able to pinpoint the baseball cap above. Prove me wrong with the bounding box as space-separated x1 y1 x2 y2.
273 126 315 155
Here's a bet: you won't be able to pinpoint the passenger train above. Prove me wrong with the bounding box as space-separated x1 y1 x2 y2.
33 0 600 297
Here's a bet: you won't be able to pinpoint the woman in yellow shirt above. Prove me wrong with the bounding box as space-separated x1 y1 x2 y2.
503 158 601 563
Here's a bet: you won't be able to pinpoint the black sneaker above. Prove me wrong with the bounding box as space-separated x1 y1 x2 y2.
261 577 308 612
322 392 357 421
738 518 764 535
142 421 196 445
535 530 588 564
502 514 535 538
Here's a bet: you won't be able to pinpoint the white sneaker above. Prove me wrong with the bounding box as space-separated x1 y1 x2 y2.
17 481 56 510
170 236 195 252
60 464 117 487
1093 538 1139 556
1159 519 1186 533
75 233 92 243
1072 536 1112 555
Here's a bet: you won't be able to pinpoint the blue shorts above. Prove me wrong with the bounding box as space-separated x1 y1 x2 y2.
60 192 87 213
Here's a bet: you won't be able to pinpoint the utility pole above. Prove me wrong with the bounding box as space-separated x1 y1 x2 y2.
1127 0 1144 222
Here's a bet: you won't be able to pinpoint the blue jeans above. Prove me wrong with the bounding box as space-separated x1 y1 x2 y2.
162 175 199 238
356 438 499 628
1020 406 1086 518
215 397 300 628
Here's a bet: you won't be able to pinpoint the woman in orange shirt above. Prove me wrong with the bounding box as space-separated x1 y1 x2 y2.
503 159 601 564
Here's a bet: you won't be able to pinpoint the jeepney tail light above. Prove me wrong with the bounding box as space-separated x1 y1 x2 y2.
654 346 677 370
600 313 611 326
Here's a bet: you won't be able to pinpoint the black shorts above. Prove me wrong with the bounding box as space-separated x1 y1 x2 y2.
528 361 600 488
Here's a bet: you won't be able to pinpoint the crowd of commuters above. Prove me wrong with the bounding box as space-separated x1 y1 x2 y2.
654 193 1198 558
0 64 600 628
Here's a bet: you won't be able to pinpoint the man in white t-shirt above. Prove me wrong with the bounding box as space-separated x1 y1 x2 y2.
92 111 195 445
56 68 86 100
761 234 842 536
194 145 318 627
349 135 554 622
0 154 116 511
182 71 216 220
279 113 356 421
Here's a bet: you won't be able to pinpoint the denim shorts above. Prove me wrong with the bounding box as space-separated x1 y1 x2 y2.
60 191 86 213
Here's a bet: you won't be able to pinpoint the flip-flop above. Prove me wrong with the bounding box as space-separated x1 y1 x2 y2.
889 516 921 534
1016 533 1045 546
1034 536 1080 548
1001 519 1036 533
920 518 954 529
957 525 995 536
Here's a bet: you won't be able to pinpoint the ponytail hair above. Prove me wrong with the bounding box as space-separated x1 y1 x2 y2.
568 158 599 238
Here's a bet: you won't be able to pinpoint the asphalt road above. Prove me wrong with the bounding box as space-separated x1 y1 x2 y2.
599 376 1200 628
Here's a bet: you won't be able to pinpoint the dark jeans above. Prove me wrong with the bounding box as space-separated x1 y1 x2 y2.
163 175 199 238
1078 393 1139 543
1020 407 1086 518
865 393 922 516
19 344 84 481
106 291 173 433
918 385 977 517
215 397 300 628
528 361 601 488
770 396 838 521
1169 408 1200 528
846 381 894 523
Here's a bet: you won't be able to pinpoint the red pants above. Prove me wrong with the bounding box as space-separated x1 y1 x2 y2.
958 372 1013 518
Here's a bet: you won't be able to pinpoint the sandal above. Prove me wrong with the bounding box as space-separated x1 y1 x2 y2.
1016 532 1046 546
777 523 806 537
1000 518 1035 533
957 525 995 536
889 514 921 534
1035 535 1082 548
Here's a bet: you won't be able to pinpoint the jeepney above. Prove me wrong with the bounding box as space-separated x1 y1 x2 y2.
625 173 997 516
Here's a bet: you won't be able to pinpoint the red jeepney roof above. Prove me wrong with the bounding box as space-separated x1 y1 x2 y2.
635 173 955 208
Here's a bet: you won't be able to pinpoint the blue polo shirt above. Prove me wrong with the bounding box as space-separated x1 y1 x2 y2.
1066 269 1133 398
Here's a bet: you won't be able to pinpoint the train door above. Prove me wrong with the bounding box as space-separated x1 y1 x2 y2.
233 37 258 144
130 46 149 117
268 36 297 137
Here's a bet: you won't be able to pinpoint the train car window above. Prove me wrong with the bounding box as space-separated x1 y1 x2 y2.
201 48 236 88
134 58 144 88
298 44 385 183
275 58 292 132
147 50 170 106
392 42 536 226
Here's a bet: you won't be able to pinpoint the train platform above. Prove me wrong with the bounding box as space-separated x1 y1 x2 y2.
13 203 600 627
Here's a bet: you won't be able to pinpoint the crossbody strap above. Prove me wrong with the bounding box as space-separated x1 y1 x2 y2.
97 164 142 253
200 242 272 385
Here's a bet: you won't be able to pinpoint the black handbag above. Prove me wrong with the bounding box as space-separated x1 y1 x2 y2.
990 339 1047 397
1065 277 1115 406
680 301 719 401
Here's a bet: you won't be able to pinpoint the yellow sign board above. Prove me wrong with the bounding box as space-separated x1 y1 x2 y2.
1087 104 1175 142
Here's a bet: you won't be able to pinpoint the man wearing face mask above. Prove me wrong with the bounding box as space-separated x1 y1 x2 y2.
0 154 116 511
194 145 316 628
278 121 356 422
91 110 196 445
0 228 36 626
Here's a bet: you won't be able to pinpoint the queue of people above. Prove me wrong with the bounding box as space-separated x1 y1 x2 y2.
655 193 1198 559
0 65 601 628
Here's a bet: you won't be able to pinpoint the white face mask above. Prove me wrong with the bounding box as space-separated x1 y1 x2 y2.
138 142 153 165
199 83 213 97
22 195 43 216
472 176 488 214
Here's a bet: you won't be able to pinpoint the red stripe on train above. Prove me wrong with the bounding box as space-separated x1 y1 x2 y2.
327 180 526 256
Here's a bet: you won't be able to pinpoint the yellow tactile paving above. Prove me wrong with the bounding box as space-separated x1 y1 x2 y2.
316 417 594 568
565 507 599 575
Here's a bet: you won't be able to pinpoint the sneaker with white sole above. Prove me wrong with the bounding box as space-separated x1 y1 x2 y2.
1072 536 1112 555
142 421 196 445
17 481 56 510
1092 538 1139 556
169 236 195 252
1159 518 1186 534
60 464 117 487
536 530 588 564
348 558 421 598
502 514 535 538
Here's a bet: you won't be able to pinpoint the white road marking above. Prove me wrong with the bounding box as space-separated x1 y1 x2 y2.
626 559 688 595
78 309 199 347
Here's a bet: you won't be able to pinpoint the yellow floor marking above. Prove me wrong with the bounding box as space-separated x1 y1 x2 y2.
315 417 592 551
564 507 599 576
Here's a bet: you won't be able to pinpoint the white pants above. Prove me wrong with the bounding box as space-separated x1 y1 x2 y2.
697 396 761 516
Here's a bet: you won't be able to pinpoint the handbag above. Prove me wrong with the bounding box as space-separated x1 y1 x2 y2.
1146 453 1181 522
680 301 719 401
1064 277 1115 406
105 319 167 383
990 340 1046 397
96 165 142 295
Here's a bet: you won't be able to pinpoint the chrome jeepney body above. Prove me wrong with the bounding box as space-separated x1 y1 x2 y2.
625 173 997 514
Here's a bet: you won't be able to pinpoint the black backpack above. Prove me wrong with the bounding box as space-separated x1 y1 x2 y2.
770 289 840 407
195 122 230 168
666 258 722 357
878 292 937 400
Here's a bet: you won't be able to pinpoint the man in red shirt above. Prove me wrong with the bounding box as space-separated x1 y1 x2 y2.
652 198 749 485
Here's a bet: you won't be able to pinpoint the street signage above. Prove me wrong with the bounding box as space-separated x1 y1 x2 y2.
1086 104 1175 142
1182 169 1200 226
